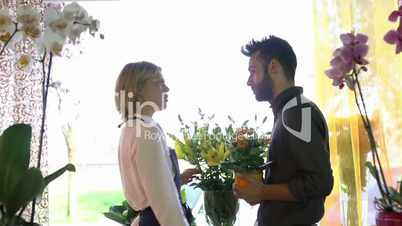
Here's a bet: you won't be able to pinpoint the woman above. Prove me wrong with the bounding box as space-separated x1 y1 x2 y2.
115 62 199 226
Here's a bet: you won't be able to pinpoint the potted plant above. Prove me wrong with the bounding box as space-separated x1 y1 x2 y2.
325 30 402 225
0 124 75 226
222 115 270 189
0 2 101 223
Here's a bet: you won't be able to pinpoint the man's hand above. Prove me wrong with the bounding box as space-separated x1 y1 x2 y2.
232 174 264 206
180 168 201 185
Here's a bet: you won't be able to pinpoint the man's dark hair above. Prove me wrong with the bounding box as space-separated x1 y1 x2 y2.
241 35 297 81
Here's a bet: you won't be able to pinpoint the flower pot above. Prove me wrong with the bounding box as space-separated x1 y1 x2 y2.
376 211 402 226
234 170 263 188
204 190 239 226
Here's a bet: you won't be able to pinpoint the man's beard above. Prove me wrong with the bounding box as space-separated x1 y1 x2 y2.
254 70 274 102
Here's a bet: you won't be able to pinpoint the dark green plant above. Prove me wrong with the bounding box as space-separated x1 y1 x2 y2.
103 200 138 226
0 124 75 226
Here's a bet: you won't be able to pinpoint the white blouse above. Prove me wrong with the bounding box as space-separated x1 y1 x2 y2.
118 116 189 226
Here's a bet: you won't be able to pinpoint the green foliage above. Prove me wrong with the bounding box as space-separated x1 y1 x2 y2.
366 162 402 212
168 109 234 191
0 124 75 226
103 200 138 226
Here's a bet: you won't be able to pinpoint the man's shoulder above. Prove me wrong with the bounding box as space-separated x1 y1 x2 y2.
279 95 327 141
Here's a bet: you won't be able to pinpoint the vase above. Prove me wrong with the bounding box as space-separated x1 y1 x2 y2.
376 211 402 226
203 190 239 226
234 170 263 188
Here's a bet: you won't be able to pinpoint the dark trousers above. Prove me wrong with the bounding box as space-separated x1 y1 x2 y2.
139 207 159 226
138 205 193 226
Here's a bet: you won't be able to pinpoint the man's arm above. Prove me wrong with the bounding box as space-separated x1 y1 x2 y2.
285 108 334 202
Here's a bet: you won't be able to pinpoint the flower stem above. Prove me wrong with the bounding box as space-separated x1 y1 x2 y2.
30 52 54 223
352 69 391 206
0 23 18 56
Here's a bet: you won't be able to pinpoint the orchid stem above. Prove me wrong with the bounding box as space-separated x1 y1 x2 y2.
352 69 391 206
0 23 18 56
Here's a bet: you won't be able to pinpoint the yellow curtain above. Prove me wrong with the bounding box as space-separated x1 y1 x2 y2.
313 0 402 225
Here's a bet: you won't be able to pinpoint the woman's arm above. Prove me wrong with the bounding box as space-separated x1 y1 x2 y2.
136 126 189 226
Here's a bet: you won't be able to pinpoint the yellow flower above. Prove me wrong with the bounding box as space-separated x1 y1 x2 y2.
202 143 229 166
174 140 185 159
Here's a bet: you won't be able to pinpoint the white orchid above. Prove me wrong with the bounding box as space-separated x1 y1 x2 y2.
16 5 41 39
63 2 88 22
45 8 70 37
0 9 14 34
67 23 88 44
16 5 40 25
16 54 32 71
42 28 66 56
88 16 100 36
1 1 100 57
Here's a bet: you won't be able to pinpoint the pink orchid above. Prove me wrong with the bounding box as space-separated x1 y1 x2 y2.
384 29 402 54
384 5 402 54
388 5 402 22
325 32 369 89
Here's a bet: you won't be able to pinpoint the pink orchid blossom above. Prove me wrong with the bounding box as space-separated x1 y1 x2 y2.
325 32 369 89
384 5 402 54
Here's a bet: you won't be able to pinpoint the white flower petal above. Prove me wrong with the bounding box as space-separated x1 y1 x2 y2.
16 5 40 25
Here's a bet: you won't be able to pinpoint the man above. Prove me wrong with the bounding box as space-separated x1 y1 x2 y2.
233 36 334 226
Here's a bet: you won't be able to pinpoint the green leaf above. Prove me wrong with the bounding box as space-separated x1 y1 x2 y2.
178 115 184 125
104 212 128 225
365 161 378 179
0 165 26 204
399 180 402 195
227 115 235 124
43 164 75 190
262 116 268 124
0 124 32 170
389 187 402 205
242 120 249 127
0 124 32 204
5 168 43 217
110 205 125 214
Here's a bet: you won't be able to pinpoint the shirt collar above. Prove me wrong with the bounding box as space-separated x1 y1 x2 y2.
271 86 303 117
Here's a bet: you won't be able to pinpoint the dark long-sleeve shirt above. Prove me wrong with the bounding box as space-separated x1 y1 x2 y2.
257 87 334 226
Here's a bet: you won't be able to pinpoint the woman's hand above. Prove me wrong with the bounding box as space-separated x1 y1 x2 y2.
180 168 201 185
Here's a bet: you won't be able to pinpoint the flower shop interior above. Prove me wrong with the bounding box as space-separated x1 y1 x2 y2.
0 0 401 226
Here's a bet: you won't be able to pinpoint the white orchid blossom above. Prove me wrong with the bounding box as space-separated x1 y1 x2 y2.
1 1 100 57
88 16 100 36
16 5 40 25
16 5 42 39
42 28 66 56
63 2 88 22
0 9 14 34
16 54 32 71
45 8 70 38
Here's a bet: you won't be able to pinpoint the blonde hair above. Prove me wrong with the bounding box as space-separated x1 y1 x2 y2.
114 61 161 119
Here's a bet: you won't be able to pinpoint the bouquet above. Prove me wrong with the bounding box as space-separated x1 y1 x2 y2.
168 109 238 226
223 116 271 188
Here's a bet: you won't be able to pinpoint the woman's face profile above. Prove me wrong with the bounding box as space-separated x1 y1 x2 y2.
140 74 170 112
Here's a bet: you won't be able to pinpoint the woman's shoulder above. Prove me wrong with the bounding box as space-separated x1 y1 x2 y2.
122 120 162 142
